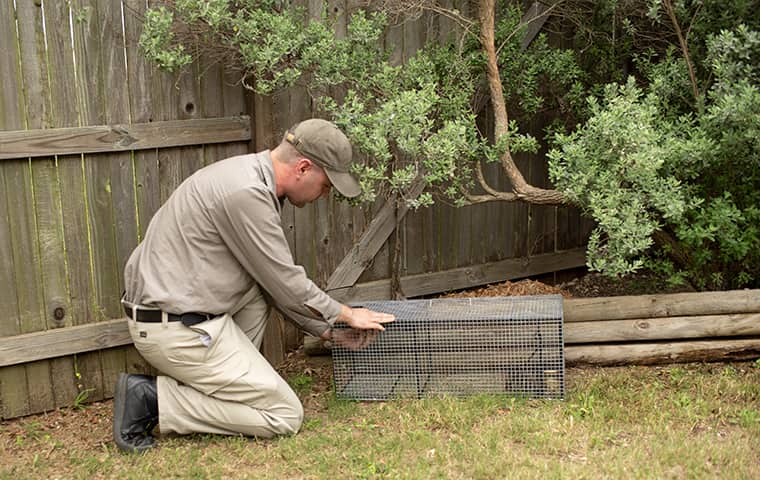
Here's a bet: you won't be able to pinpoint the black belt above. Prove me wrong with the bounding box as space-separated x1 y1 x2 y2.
124 306 213 327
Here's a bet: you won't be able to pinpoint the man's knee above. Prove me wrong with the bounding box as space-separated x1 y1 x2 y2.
275 401 304 436
268 385 303 436
238 398 302 438
245 379 303 436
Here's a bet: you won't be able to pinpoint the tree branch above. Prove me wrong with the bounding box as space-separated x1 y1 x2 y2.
662 0 700 101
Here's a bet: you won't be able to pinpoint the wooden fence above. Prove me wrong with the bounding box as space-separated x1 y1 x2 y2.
0 0 589 419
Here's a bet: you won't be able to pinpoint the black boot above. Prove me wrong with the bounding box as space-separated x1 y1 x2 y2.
113 373 158 453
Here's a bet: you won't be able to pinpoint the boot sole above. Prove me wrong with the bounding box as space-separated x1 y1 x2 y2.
113 373 155 453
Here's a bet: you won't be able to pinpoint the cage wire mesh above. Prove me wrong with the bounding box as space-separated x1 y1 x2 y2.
332 295 564 400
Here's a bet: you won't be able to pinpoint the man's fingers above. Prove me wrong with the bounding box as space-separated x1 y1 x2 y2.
361 330 378 349
374 313 395 323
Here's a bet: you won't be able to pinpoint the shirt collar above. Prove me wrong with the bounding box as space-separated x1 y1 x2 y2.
257 150 281 215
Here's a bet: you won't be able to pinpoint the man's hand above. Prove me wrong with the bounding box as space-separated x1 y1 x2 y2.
337 305 395 331
328 328 378 351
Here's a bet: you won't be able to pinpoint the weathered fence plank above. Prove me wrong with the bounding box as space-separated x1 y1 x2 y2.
122 0 163 377
520 0 551 50
99 0 136 400
0 2 46 415
0 117 252 159
72 0 117 405
57 149 97 396
123 0 160 245
413 12 438 277
0 319 130 369
42 0 89 410
0 0 22 126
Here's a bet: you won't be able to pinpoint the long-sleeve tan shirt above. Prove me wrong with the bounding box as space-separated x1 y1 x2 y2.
123 151 341 336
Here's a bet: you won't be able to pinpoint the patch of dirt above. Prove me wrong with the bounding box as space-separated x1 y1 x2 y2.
558 271 696 298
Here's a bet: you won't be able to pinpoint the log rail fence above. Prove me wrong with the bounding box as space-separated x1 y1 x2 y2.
563 290 760 365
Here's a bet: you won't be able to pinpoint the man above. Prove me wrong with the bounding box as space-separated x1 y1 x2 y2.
113 118 395 453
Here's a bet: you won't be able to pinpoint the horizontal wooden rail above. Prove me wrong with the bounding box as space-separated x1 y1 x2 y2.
564 289 760 322
0 319 131 367
330 248 587 302
0 116 251 159
0 251 586 367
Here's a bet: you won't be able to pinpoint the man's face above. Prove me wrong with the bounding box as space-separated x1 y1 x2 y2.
287 159 332 208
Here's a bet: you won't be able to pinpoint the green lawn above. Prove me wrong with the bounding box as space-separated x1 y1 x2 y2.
1 361 758 479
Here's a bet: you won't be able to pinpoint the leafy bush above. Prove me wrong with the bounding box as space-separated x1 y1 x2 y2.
549 22 760 289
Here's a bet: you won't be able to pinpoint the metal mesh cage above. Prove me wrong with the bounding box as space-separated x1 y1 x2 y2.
332 295 564 400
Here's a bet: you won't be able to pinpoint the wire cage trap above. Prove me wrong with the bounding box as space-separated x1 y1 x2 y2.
332 295 565 400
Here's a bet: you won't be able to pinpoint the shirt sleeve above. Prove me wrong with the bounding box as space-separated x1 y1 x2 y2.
275 302 332 338
211 185 343 325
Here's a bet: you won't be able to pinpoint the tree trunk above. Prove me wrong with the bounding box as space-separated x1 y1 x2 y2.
475 0 565 205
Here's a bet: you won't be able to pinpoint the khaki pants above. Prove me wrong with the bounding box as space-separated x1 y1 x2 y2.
127 285 303 438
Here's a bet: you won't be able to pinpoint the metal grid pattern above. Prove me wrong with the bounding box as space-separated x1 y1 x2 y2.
332 295 564 400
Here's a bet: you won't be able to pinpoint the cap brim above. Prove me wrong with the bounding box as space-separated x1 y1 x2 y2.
324 169 361 198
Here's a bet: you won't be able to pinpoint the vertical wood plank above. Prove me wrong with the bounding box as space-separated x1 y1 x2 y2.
20 0 65 414
387 13 424 280
70 0 116 403
0 0 23 126
123 0 159 242
200 56 226 167
5 0 53 417
0 0 23 318
0 40 29 412
47 0 94 402
97 0 138 398
175 62 205 181
526 114 555 260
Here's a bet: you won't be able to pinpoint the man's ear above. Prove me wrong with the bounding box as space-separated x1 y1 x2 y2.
296 158 313 176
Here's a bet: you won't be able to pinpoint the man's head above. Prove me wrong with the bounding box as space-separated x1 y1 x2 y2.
282 119 361 199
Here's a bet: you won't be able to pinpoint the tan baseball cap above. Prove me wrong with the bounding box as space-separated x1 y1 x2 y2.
284 119 361 198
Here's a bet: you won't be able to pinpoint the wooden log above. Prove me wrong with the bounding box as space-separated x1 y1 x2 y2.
566 338 760 366
565 313 760 344
0 116 251 159
564 290 760 322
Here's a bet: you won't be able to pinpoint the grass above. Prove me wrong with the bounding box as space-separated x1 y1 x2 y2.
1 360 758 479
